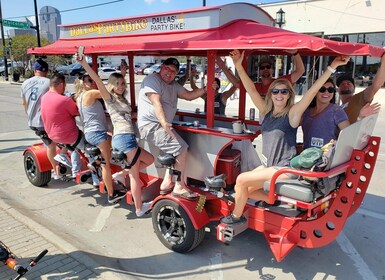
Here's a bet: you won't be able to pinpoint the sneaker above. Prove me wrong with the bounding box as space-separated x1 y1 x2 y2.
54 154 72 168
220 214 246 225
108 190 127 204
136 201 152 217
112 172 126 186
52 172 63 180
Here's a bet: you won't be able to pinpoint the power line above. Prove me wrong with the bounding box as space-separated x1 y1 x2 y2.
4 0 124 20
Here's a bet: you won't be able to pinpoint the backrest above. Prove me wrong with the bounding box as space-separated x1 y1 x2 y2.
330 114 378 169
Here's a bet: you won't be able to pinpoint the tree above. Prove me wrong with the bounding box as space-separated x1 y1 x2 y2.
2 34 67 74
10 34 50 68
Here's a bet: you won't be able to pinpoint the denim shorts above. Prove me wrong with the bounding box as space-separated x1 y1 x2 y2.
85 130 108 147
112 133 138 154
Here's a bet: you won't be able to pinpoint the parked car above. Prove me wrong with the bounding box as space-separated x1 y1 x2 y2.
98 67 121 80
136 63 155 75
68 63 86 76
55 64 71 74
0 61 24 76
143 64 161 75
175 63 201 81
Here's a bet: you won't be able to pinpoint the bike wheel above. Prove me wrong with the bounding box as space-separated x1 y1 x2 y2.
152 199 205 253
24 151 51 187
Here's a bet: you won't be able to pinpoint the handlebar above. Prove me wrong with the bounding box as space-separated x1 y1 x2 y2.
33 249 48 265
13 249 48 280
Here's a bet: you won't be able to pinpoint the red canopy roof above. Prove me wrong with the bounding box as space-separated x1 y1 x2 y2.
29 19 384 57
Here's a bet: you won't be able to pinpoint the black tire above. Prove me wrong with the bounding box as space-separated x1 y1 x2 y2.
152 199 205 253
24 151 51 187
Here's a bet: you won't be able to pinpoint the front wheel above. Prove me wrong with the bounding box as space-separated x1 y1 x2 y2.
152 199 205 253
24 151 51 187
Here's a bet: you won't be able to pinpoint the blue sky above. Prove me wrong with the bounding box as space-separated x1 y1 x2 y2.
2 0 279 27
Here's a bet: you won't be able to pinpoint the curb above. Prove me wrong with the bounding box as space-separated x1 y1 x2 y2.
0 199 122 280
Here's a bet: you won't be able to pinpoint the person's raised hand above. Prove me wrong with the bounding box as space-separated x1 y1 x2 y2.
331 55 350 69
358 102 381 120
229 49 244 68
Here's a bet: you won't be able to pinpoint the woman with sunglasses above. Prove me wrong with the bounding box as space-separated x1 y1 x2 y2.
76 74 127 204
302 78 349 149
302 79 380 149
220 50 349 225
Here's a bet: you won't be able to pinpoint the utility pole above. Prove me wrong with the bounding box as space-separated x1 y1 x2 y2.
0 0 9 81
32 0 41 47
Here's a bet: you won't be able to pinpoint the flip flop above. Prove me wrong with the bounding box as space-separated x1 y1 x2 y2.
160 183 174 195
172 190 199 201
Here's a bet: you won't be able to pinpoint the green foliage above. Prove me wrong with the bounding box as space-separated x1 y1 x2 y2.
24 69 34 79
11 34 50 65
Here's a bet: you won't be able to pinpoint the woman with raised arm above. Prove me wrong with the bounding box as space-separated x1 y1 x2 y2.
220 50 349 225
77 52 154 217
75 74 127 203
302 78 380 149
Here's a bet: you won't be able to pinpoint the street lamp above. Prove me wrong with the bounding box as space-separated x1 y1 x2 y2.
0 0 9 81
274 8 285 78
275 8 286 28
8 37 12 72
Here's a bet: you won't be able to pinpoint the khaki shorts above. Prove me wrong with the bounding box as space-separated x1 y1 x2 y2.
274 166 299 179
139 122 188 157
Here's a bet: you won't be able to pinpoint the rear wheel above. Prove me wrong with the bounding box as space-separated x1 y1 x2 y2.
24 151 51 187
152 199 205 253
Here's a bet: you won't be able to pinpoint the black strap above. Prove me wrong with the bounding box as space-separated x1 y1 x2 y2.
126 147 142 169
66 130 83 151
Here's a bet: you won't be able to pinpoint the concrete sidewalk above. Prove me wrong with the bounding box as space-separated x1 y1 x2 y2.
0 199 119 280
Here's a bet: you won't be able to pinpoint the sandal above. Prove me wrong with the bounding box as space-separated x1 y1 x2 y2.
160 183 175 195
171 190 199 201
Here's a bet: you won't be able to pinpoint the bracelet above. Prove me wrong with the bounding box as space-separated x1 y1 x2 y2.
327 66 336 73
293 51 299 56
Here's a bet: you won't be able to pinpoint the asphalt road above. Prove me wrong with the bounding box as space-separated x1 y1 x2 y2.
0 81 385 280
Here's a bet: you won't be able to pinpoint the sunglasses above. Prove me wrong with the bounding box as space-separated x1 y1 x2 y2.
84 78 93 83
319 86 336 93
271 88 289 95
260 64 272 70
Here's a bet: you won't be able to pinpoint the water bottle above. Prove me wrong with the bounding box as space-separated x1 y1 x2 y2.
249 108 255 120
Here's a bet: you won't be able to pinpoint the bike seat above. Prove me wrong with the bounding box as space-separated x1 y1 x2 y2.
157 154 176 167
85 145 101 157
204 174 227 189
111 150 127 161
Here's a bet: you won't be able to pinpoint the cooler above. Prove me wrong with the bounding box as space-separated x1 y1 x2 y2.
216 148 241 186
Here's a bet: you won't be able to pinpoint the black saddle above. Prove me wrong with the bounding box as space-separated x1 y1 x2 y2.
85 145 101 157
111 150 127 162
204 174 227 190
157 154 176 167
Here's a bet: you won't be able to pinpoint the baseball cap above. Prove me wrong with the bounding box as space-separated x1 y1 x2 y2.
33 60 49 72
336 74 355 87
258 56 274 67
163 57 180 71
290 147 323 169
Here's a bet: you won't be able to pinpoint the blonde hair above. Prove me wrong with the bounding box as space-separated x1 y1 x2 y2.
106 73 128 99
262 79 296 117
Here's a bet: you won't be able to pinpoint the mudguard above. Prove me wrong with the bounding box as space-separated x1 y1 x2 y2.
23 143 52 172
152 194 210 230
